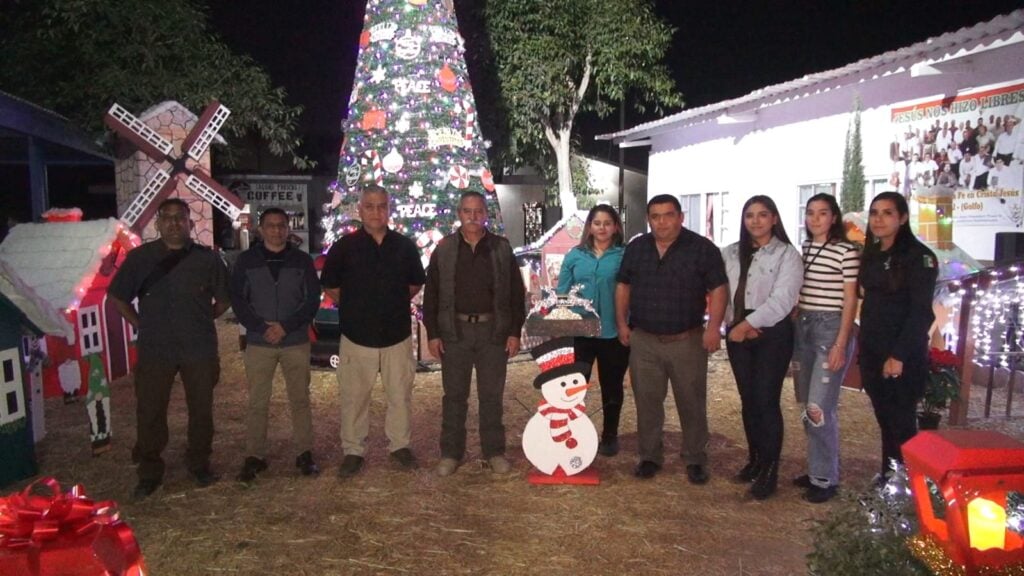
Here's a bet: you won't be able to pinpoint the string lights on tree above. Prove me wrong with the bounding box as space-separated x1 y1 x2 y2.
321 0 501 264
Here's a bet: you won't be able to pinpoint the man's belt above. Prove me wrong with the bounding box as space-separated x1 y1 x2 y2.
637 326 703 343
456 313 493 323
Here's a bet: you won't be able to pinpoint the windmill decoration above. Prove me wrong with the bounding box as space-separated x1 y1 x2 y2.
103 101 243 234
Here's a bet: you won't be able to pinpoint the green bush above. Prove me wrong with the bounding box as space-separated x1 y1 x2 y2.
807 487 930 575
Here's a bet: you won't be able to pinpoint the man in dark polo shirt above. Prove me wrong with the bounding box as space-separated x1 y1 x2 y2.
423 191 526 477
320 185 426 477
108 198 230 500
615 194 728 483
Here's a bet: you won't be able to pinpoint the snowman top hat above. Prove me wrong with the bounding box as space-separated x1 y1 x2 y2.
530 337 591 389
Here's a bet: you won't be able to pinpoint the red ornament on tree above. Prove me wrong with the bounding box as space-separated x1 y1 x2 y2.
360 30 370 48
361 108 387 131
438 63 457 93
481 168 495 191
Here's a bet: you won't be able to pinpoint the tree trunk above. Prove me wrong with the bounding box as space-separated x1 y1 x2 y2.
554 131 576 214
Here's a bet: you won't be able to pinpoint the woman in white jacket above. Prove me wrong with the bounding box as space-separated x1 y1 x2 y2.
723 195 803 500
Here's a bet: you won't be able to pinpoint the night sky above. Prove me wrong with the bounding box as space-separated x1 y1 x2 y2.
200 1 1024 171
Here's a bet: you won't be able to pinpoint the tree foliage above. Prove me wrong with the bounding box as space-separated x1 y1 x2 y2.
841 96 866 214
485 0 681 212
0 0 310 168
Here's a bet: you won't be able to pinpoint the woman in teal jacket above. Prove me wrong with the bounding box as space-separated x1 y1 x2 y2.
557 205 629 456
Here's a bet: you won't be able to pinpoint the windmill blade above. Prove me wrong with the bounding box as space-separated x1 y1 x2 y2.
104 103 173 161
182 101 231 163
185 172 244 221
120 169 176 232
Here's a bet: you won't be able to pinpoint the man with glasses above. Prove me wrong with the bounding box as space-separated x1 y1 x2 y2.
109 198 231 500
231 208 322 483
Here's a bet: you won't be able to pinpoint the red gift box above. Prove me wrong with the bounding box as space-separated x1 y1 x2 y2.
0 478 145 576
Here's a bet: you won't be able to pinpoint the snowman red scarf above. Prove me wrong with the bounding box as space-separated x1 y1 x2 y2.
538 402 586 449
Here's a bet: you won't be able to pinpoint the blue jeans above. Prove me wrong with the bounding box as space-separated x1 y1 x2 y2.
793 311 852 488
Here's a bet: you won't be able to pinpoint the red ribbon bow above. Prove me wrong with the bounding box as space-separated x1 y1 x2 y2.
0 477 143 575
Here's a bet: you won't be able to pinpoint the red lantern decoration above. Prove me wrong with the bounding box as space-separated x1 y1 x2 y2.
361 108 387 131
903 430 1024 574
438 63 457 93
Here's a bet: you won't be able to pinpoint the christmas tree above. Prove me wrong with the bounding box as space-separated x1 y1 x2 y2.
322 0 501 263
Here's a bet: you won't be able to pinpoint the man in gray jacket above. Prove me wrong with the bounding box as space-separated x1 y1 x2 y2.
231 207 322 482
423 191 526 476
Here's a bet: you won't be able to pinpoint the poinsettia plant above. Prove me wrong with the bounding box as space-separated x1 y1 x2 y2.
921 347 962 416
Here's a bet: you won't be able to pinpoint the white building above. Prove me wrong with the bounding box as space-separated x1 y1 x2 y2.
599 10 1024 260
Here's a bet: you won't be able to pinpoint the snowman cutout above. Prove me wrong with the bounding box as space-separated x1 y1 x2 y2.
523 337 599 479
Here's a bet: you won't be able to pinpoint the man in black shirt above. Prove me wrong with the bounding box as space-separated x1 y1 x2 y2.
108 198 230 500
615 194 728 483
422 192 526 476
320 185 426 477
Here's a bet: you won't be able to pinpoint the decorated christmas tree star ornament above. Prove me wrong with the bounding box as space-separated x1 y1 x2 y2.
523 337 598 478
438 63 457 93
382 147 405 173
371 66 387 83
448 165 470 189
409 181 424 198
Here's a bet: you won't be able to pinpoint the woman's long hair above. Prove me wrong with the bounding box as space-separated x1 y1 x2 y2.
578 204 624 250
863 192 916 255
805 193 849 244
738 196 790 276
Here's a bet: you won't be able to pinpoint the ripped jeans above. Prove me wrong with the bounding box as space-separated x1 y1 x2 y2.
793 310 852 488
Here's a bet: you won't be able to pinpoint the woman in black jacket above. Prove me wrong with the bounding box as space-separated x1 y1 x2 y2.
858 192 938 480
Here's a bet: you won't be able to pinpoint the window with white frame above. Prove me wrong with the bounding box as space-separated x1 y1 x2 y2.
870 177 892 208
78 305 103 356
798 183 837 241
678 194 701 230
704 192 730 244
0 348 25 425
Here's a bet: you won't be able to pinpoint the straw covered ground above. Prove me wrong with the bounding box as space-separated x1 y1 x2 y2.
18 320 1021 575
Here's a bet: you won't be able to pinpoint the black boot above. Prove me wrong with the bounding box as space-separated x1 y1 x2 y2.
750 460 779 500
733 452 761 483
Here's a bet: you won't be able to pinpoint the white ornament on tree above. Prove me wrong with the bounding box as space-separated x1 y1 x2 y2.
382 147 405 174
409 181 424 198
395 113 411 133
370 67 387 83
395 31 423 60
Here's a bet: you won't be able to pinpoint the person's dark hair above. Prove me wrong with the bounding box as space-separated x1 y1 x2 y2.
864 191 915 253
259 207 288 225
805 193 849 243
738 195 790 284
458 191 486 207
578 204 624 250
157 198 189 215
647 194 681 214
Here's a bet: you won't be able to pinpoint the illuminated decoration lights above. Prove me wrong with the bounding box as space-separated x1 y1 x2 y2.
63 225 141 314
321 0 501 257
943 264 1024 371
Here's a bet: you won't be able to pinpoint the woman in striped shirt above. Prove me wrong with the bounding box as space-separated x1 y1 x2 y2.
792 193 860 503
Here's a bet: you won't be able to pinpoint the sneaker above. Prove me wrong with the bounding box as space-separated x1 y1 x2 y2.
295 451 320 476
338 455 364 478
804 484 839 503
389 448 419 470
191 468 221 487
435 457 460 477
792 474 813 489
633 460 661 479
236 457 268 483
132 480 160 501
686 464 710 485
597 438 620 457
488 455 512 474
